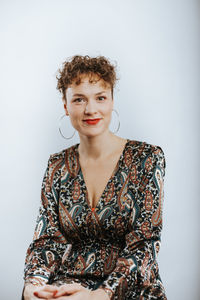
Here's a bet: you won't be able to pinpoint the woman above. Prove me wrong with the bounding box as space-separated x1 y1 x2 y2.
23 55 167 299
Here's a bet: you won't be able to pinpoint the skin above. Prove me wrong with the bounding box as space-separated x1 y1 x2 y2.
24 73 125 300
63 73 125 161
23 283 109 300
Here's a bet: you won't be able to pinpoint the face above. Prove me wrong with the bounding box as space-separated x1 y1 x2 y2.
63 74 114 138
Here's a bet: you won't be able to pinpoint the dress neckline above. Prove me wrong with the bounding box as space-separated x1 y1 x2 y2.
74 138 130 211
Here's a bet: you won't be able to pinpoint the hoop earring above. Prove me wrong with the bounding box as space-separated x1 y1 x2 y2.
110 109 120 134
58 114 76 140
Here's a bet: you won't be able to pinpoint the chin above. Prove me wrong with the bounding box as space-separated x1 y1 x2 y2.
79 128 108 138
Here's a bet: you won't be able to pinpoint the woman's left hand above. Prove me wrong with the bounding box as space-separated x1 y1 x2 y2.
48 283 110 300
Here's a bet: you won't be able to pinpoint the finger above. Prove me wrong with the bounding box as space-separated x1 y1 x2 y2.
34 290 55 299
50 297 76 300
54 289 91 300
34 285 59 299
54 283 83 298
39 285 58 293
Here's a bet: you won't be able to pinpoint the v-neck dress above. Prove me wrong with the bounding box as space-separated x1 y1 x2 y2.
23 139 167 299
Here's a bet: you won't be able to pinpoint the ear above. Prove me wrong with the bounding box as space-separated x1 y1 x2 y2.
111 96 114 109
62 97 69 116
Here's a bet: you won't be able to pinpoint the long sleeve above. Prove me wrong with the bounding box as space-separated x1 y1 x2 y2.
98 145 167 300
23 154 68 286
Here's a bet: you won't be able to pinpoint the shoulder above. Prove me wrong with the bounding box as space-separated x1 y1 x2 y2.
48 144 77 163
127 139 166 171
127 139 164 157
43 144 76 173
46 144 79 178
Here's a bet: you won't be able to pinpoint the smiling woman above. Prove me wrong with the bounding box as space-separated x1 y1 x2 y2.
63 72 114 139
22 55 167 300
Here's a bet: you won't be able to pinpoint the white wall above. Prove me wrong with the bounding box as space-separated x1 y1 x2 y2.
0 0 199 299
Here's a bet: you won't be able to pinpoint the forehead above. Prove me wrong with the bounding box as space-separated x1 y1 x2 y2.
67 74 111 93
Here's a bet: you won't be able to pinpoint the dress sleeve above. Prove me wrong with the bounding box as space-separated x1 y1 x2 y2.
23 154 68 286
97 146 167 300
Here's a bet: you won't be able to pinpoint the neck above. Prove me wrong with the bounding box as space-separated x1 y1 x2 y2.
78 132 119 161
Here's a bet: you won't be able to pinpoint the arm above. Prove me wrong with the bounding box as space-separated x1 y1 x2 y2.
97 146 167 300
23 154 68 290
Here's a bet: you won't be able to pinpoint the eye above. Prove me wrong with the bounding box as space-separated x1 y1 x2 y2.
74 98 84 103
97 96 106 101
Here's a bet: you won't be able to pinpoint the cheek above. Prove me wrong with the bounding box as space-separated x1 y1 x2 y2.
68 105 81 116
68 115 79 131
68 108 83 126
103 103 113 116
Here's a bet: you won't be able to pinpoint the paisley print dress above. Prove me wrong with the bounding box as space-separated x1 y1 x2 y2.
23 139 167 299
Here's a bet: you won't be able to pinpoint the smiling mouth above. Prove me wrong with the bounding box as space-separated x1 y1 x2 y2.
83 118 101 125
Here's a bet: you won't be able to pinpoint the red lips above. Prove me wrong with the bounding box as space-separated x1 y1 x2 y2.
83 118 101 125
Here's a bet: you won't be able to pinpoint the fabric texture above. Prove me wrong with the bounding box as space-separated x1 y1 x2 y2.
23 139 167 299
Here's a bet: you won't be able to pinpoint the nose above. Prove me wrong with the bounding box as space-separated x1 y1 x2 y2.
84 99 97 114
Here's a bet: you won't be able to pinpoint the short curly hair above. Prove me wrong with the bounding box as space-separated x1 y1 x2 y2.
56 55 118 101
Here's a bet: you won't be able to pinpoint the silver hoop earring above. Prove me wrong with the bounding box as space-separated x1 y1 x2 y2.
110 109 120 134
58 114 76 140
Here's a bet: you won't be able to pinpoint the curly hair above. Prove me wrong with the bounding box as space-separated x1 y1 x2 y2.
56 55 118 101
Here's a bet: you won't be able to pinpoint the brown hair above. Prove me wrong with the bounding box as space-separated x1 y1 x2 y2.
56 55 118 101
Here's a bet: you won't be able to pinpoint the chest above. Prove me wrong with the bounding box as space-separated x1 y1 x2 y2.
80 156 120 209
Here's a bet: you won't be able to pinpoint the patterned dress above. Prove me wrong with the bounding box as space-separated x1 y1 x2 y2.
23 139 167 299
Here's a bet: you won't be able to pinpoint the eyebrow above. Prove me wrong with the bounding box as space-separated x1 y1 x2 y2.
72 91 107 97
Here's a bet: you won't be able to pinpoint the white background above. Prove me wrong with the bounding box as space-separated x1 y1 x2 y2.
0 0 199 299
